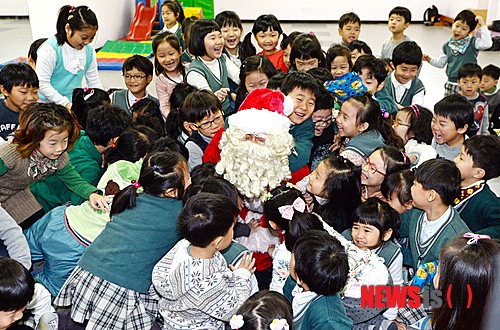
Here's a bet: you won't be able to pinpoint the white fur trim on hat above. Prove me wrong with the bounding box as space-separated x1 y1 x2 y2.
228 108 291 134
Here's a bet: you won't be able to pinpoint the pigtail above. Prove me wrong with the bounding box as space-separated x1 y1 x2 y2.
110 184 139 217
239 32 256 63
173 0 185 24
55 5 73 45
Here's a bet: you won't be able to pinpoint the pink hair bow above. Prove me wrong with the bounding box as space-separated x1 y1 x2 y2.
278 197 305 220
463 232 490 245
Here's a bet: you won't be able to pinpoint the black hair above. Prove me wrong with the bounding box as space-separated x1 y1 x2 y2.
134 124 163 143
165 83 198 138
281 71 320 98
0 257 35 311
181 16 199 47
236 290 293 330
267 72 288 90
307 67 333 85
240 14 285 62
178 193 238 247
352 55 388 86
290 33 326 71
326 44 353 71
148 136 189 161
378 145 411 175
454 10 478 32
398 105 434 144
338 12 361 28
380 57 394 72
434 94 474 130
134 115 166 139
381 170 415 206
189 162 218 185
314 88 335 111
316 155 362 232
86 104 131 147
280 31 302 51
71 88 110 130
28 38 48 65
414 159 461 206
183 89 222 123
458 63 482 80
183 176 238 207
104 128 153 164
353 197 401 240
122 54 154 76
152 31 185 77
189 19 221 57
392 41 422 67
110 150 188 216
293 230 348 295
0 62 39 92
214 10 243 30
161 0 185 25
55 5 98 46
235 55 277 111
482 64 500 80
463 135 500 180
131 98 166 135
346 94 404 148
389 6 412 23
346 40 372 56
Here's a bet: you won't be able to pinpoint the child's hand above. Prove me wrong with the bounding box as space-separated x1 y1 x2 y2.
422 54 431 63
329 133 342 152
230 252 256 273
303 192 314 212
89 193 112 213
65 102 73 112
475 15 485 27
248 218 260 231
215 88 230 101
268 245 276 257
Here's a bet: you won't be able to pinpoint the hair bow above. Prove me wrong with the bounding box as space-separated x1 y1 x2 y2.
131 180 141 189
270 318 289 330
278 197 305 220
83 88 94 101
229 315 244 329
463 232 490 245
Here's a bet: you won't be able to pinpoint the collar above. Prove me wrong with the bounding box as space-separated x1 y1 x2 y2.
464 92 480 100
423 205 452 225
482 86 498 96
390 71 412 89
454 180 485 205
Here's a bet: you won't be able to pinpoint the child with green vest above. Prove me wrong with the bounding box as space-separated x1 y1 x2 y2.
36 5 102 111
381 41 425 109
423 10 492 96
453 135 500 238
185 19 240 116
54 150 191 329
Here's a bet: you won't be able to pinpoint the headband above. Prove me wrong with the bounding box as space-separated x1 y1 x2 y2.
410 104 420 118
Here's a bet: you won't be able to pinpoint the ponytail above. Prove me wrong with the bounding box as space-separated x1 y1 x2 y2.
55 5 98 45
239 32 256 63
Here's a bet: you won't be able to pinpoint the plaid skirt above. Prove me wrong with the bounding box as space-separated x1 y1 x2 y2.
54 266 159 330
444 81 461 96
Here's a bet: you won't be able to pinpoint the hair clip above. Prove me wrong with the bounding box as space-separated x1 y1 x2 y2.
401 151 408 164
111 143 116 149
131 180 141 189
380 108 390 119
229 315 244 329
278 197 306 220
264 191 273 202
83 88 94 101
285 182 295 189
463 232 490 245
309 31 315 35
152 165 159 172
270 319 289 330
410 104 420 118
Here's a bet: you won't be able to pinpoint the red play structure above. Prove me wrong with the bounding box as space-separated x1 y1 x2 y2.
126 1 158 41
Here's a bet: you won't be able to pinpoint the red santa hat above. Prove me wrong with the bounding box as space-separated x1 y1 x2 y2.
227 88 293 135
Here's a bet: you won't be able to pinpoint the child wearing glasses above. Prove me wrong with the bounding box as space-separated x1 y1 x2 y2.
392 104 436 169
361 146 410 201
110 55 158 115
182 90 224 171
310 88 336 171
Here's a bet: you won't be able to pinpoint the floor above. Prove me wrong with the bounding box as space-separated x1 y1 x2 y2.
1 18 499 110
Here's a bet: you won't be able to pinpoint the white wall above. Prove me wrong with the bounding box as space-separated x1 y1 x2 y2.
214 0 436 21
0 0 28 16
26 0 136 49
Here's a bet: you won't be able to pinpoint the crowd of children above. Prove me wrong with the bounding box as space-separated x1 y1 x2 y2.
0 3 499 330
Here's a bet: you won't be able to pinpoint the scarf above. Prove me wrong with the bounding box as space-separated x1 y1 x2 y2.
454 181 485 206
448 35 472 55
28 151 59 179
